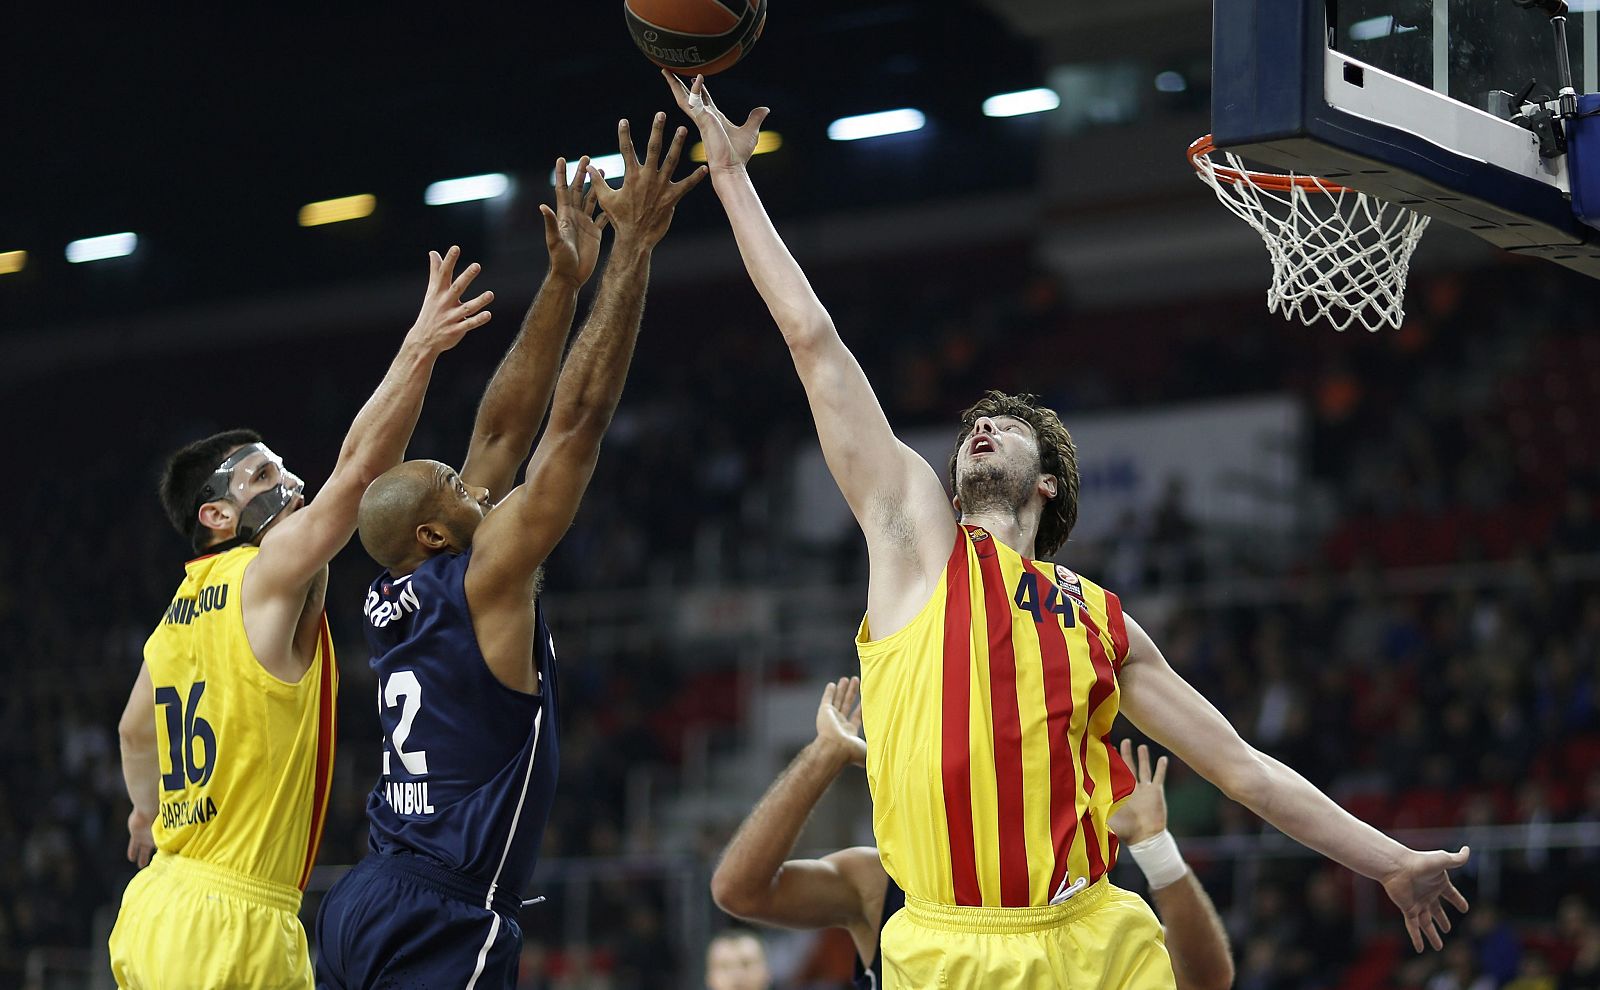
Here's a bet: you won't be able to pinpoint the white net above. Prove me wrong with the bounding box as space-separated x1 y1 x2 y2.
1190 140 1431 333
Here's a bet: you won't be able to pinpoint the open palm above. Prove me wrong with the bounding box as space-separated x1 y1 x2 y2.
816 676 867 767
1381 846 1471 952
543 155 608 287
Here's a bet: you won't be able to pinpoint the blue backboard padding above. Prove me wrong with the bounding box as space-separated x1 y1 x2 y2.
1566 94 1600 229
1213 0 1313 147
1213 0 1590 253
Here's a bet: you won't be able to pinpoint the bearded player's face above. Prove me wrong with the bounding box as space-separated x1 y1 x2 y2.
954 415 1042 508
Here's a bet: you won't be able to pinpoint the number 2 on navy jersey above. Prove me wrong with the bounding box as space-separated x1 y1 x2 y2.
381 670 429 775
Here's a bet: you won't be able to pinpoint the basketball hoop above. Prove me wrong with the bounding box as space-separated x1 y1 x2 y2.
1188 135 1431 333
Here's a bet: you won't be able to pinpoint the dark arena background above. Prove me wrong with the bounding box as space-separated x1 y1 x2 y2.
4 3 1599 988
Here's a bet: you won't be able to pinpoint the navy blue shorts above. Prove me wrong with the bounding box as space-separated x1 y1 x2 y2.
315 853 523 990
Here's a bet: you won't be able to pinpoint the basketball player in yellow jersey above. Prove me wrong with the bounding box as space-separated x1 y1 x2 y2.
109 247 493 990
669 71 1473 989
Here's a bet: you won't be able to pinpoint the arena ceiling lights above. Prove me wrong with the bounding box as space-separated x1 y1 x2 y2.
982 88 1061 118
0 250 26 275
424 173 511 206
298 194 376 228
65 233 137 263
827 109 926 141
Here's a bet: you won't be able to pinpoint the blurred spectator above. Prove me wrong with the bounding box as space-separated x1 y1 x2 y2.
705 930 772 990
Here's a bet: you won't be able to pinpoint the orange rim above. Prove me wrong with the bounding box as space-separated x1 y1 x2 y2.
1188 134 1351 194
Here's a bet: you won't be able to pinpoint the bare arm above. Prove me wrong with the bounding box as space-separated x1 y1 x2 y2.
461 160 607 502
1110 741 1234 990
711 678 883 938
119 662 158 868
1117 614 1470 953
1153 875 1234 990
468 240 648 582
251 247 492 594
665 72 954 586
465 115 704 687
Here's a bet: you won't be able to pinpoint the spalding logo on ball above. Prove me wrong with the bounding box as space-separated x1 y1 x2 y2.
624 0 767 76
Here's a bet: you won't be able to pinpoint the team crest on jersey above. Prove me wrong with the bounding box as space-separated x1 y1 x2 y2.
1054 565 1087 607
969 527 990 542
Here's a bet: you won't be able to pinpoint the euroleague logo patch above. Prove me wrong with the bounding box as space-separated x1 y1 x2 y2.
1054 565 1088 607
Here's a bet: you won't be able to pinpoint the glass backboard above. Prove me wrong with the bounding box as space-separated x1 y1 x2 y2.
1331 0 1597 116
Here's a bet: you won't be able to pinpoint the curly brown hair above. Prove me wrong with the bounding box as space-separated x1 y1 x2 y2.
947 391 1079 557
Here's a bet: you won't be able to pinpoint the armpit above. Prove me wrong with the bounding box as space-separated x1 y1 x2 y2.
868 490 920 557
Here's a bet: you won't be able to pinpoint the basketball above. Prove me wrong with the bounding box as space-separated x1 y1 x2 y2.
623 0 767 76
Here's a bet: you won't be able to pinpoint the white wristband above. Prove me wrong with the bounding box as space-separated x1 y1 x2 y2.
1126 830 1187 890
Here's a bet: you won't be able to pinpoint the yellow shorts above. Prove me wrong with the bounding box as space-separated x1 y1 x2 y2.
108 853 312 990
881 879 1175 989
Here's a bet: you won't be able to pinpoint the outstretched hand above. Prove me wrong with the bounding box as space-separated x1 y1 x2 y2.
663 70 769 174
543 156 608 287
815 676 867 767
1109 739 1169 845
1381 846 1471 953
586 112 707 250
405 245 494 354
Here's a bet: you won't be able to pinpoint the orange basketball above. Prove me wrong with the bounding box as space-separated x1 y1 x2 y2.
623 0 767 76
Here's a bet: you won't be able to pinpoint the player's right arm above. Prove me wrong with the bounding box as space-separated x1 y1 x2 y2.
710 678 885 946
118 661 157 868
666 72 956 612
242 250 490 677
1109 740 1234 990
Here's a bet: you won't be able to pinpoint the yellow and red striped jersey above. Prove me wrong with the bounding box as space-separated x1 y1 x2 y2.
143 544 338 890
856 524 1135 908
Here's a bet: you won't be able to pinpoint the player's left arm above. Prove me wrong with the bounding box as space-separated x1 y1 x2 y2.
1110 740 1233 990
1117 613 1471 954
711 678 883 934
465 115 705 685
118 661 158 868
460 158 608 503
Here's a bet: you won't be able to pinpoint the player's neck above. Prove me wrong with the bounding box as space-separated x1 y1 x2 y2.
388 551 432 579
958 510 1039 559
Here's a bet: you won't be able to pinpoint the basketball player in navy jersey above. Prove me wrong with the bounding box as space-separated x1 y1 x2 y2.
711 678 1235 990
314 115 706 989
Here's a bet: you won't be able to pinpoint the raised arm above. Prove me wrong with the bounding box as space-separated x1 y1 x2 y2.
1117 614 1471 954
1109 741 1234 990
711 678 885 951
118 661 158 869
250 247 491 594
465 115 702 666
461 160 607 502
665 72 955 588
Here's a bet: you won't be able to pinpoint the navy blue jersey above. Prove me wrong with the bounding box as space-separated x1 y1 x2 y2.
361 549 558 902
